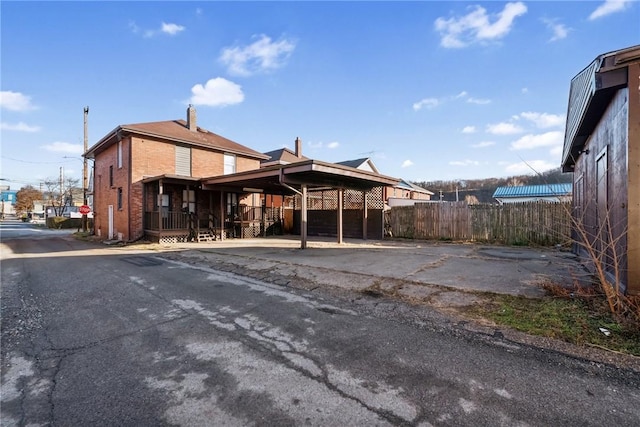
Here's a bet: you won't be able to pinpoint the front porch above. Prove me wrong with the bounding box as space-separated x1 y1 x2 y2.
143 206 285 244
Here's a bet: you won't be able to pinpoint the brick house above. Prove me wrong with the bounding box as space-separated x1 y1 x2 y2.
561 44 640 295
85 106 268 242
85 107 398 245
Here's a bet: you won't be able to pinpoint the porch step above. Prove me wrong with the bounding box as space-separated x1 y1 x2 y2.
197 231 216 242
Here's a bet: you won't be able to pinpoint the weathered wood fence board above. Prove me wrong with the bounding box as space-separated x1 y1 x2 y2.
389 201 571 246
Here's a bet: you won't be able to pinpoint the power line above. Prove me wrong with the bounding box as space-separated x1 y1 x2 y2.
1 155 77 165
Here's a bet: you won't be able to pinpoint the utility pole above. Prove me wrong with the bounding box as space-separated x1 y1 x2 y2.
60 166 64 216
82 106 89 232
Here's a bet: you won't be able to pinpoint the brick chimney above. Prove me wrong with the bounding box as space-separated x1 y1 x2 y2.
295 137 302 158
187 104 197 132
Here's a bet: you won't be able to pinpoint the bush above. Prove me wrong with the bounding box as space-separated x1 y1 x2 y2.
46 217 93 229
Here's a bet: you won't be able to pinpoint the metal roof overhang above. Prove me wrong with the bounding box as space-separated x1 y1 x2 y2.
561 45 639 172
200 160 400 194
561 69 627 171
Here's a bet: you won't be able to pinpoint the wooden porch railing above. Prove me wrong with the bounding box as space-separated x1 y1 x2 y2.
144 211 190 231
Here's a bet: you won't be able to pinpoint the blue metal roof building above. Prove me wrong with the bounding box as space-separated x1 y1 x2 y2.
492 183 572 204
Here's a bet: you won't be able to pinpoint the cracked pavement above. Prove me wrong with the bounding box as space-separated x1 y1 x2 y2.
2 229 640 426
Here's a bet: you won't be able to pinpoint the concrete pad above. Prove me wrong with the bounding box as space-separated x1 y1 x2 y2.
156 237 588 299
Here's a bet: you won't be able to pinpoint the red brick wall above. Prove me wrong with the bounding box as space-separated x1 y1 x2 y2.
93 137 130 240
94 132 263 241
237 156 260 172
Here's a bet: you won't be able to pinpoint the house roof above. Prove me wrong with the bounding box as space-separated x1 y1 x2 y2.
336 158 380 174
262 148 309 165
201 159 400 195
395 179 434 195
492 183 572 199
85 119 269 160
562 44 640 171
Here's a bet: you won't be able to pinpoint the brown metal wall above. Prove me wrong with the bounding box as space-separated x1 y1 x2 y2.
573 88 629 292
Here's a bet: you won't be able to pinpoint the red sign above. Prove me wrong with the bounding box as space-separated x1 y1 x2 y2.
79 205 91 215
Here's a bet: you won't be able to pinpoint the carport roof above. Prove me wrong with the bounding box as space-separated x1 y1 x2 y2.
201 159 400 194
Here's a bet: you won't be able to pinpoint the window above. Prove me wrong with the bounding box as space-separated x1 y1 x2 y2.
224 153 236 175
117 141 123 168
109 165 114 187
175 145 191 176
117 187 123 210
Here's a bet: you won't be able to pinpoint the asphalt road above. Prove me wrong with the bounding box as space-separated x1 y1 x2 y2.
1 229 640 426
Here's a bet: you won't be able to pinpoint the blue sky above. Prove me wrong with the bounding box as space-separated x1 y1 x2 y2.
1 1 639 191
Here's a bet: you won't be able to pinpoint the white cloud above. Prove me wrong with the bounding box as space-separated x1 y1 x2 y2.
467 97 491 105
41 141 83 154
415 92 490 111
589 0 632 20
189 78 244 107
505 160 556 174
220 34 296 76
134 21 186 38
1 122 40 132
161 22 185 35
0 91 36 111
472 141 495 148
449 159 480 166
401 160 414 168
462 126 476 134
434 2 527 48
542 18 570 41
413 98 440 111
486 122 524 135
521 87 529 94
510 131 564 150
327 141 339 149
550 145 564 157
519 112 565 128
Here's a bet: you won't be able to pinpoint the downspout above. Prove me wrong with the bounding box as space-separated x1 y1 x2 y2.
278 168 302 195
278 168 306 248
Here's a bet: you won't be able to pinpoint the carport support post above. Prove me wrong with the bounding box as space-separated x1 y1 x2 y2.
219 191 225 241
301 185 308 249
362 190 368 240
337 188 344 244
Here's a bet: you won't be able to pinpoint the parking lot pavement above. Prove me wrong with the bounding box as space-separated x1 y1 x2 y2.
156 236 589 300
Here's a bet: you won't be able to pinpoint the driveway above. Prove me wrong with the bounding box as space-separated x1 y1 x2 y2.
156 236 589 303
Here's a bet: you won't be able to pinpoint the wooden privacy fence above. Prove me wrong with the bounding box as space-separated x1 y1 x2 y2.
389 201 572 246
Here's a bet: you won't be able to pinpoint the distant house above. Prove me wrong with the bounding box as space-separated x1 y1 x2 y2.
261 138 309 167
336 158 379 174
0 188 17 216
336 158 433 205
492 183 572 204
386 180 434 206
561 44 640 296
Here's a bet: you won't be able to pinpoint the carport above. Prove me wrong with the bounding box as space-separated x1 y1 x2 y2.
201 160 399 248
